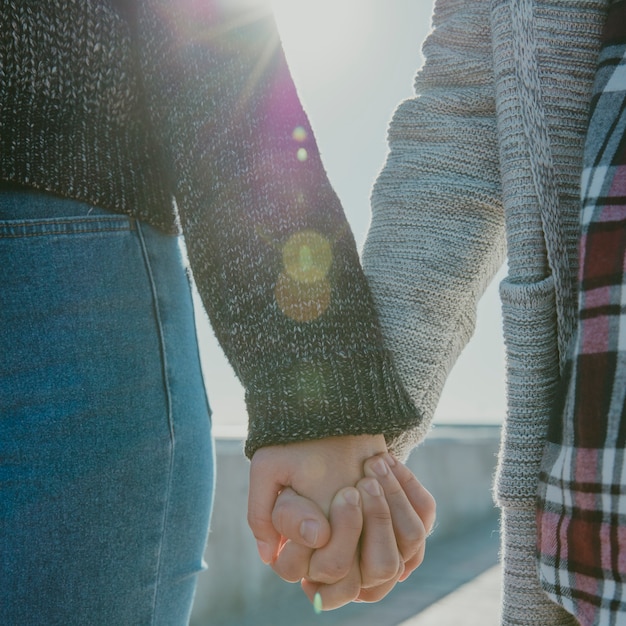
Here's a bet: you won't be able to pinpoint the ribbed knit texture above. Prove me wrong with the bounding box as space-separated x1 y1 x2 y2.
0 0 421 458
363 0 606 623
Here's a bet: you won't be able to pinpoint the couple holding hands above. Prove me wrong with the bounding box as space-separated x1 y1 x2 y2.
2 0 619 625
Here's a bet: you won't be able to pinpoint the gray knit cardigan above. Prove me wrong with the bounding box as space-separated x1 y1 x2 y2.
362 0 607 624
0 1 420 458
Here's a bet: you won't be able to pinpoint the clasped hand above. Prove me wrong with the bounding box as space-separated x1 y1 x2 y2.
248 435 436 611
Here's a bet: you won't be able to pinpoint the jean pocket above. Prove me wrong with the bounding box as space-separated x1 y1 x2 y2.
0 209 144 406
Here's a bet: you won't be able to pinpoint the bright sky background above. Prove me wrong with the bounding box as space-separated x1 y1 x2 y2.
198 1 507 435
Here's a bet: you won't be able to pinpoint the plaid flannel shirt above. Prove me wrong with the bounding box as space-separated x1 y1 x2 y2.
536 3 626 624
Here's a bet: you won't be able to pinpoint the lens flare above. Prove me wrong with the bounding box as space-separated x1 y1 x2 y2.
292 125 308 142
275 274 331 323
296 148 308 162
282 230 332 283
275 230 333 322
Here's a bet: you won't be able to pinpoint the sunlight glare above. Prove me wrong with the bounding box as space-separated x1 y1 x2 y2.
271 0 374 89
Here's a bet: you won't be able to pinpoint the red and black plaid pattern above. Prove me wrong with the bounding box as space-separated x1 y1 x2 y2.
537 3 626 623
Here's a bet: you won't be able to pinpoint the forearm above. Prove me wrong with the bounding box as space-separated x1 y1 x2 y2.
134 0 422 455
362 0 506 458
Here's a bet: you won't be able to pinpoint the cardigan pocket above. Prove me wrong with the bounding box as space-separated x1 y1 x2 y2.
495 275 561 507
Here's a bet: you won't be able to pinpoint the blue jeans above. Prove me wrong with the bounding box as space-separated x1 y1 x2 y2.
0 192 215 625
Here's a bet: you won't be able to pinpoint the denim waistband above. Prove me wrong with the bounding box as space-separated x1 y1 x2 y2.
0 188 124 222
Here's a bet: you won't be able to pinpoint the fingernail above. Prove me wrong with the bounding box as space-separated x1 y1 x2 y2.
256 540 272 565
313 592 323 614
341 488 360 507
300 519 319 546
363 478 382 497
384 453 397 467
372 458 388 477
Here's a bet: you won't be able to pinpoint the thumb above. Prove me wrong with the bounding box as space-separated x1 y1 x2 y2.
272 487 331 549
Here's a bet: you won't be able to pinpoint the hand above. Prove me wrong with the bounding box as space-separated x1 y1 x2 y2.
359 454 436 587
248 434 387 563
277 453 435 608
248 438 435 610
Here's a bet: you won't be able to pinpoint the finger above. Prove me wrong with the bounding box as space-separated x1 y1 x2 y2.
356 564 403 603
357 477 401 589
271 539 314 583
400 547 425 582
248 448 289 565
388 454 437 535
308 487 363 584
271 487 331 549
301 558 362 611
363 454 426 563
385 455 436 582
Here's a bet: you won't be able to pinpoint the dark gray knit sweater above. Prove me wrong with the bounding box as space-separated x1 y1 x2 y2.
0 0 420 457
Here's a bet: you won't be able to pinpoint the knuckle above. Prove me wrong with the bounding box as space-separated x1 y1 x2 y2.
272 561 303 584
378 560 401 582
403 524 428 548
322 580 361 610
344 579 362 603
363 557 400 586
398 540 419 563
333 577 362 606
358 586 388 603
405 547 426 573
309 558 352 585
273 542 312 583
369 508 393 525
386 482 405 499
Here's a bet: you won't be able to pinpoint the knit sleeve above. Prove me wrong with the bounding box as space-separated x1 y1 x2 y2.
362 0 507 459
133 0 421 457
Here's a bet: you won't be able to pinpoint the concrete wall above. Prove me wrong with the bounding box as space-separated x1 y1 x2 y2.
190 425 501 625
